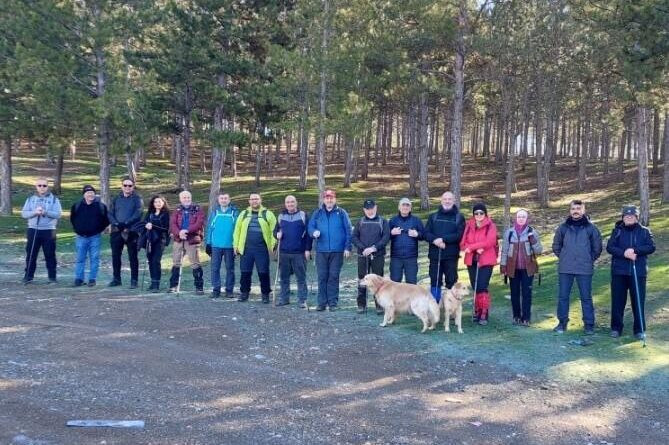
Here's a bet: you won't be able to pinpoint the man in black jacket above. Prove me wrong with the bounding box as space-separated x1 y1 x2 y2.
389 198 424 284
353 199 390 313
606 205 655 340
70 185 109 287
108 177 143 288
423 191 465 303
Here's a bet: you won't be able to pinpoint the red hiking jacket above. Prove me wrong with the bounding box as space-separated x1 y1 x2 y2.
460 216 498 267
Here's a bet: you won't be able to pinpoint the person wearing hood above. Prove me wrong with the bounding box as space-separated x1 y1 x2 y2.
206 193 239 299
606 205 655 340
21 177 62 284
460 203 498 325
423 191 466 303
500 209 543 326
388 198 425 284
551 199 603 334
70 185 109 287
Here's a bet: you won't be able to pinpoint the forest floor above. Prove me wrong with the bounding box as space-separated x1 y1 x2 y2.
0 151 668 444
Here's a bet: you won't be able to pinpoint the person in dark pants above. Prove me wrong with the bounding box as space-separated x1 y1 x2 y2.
500 209 543 326
20 178 62 284
274 195 312 308
423 191 465 303
389 197 424 284
108 176 143 288
308 188 352 311
233 193 277 303
140 195 170 292
551 199 603 335
353 198 390 314
606 205 655 340
70 185 109 287
206 193 239 298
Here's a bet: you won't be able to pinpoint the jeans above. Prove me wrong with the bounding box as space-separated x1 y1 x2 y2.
389 257 418 284
74 234 101 281
110 231 139 282
557 273 594 327
611 274 646 334
24 229 57 280
316 252 344 308
357 253 384 308
279 252 308 303
211 247 235 292
146 241 165 283
429 258 458 289
510 269 534 322
240 247 270 295
467 261 493 292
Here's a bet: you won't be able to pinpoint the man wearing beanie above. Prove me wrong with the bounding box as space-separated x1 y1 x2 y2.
551 199 602 334
424 191 466 303
70 185 109 287
606 205 655 340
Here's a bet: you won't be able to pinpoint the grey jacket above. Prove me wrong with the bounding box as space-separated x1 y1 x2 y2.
21 193 62 230
552 216 602 275
500 225 543 266
109 192 143 231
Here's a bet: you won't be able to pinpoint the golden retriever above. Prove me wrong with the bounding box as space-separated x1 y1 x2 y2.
441 282 470 334
359 274 440 333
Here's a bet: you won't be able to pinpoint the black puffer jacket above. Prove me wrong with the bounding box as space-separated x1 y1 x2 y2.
606 221 655 277
423 205 465 260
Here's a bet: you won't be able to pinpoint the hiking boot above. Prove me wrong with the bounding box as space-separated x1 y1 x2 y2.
192 268 204 295
553 322 566 334
108 279 122 287
357 306 366 314
635 332 646 341
237 293 249 302
610 330 620 338
275 300 289 307
478 309 489 326
74 279 84 287
261 294 270 304
195 289 205 296
584 326 595 336
316 305 326 311
22 277 33 285
328 306 337 312
46 279 58 285
87 280 96 287
225 291 234 299
210 289 221 299
130 280 138 289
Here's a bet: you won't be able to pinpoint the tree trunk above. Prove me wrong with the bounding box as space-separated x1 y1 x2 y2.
343 135 354 187
449 0 466 206
503 120 515 232
662 112 669 203
315 0 330 199
209 73 230 210
0 137 12 215
652 108 660 174
535 114 548 206
95 44 111 206
255 144 262 189
407 103 417 197
636 107 650 224
53 149 65 196
419 92 430 210
362 125 371 180
125 141 137 184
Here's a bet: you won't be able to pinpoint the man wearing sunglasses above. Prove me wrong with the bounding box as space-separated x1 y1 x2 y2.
20 178 62 284
108 177 144 288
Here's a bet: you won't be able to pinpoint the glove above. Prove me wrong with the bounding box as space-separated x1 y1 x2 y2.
205 244 212 256
528 234 537 244
500 265 507 276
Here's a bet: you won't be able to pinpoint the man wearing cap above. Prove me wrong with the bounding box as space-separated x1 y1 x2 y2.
389 198 424 284
20 177 63 284
551 199 603 334
308 188 352 311
108 176 144 288
70 185 110 287
423 191 466 302
606 205 655 340
352 199 390 313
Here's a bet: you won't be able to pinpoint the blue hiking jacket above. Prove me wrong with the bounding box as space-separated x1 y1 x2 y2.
206 204 239 248
307 205 352 253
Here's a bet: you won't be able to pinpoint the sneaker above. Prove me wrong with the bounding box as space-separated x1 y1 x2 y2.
316 305 326 311
225 291 234 299
130 280 138 289
275 300 289 307
167 287 177 293
584 326 595 336
478 319 488 326
74 279 84 287
238 293 249 302
635 332 646 340
553 322 566 334
299 302 308 309
87 280 96 287
261 294 270 304
610 330 620 338
195 288 205 296
210 289 221 299
108 279 122 287
46 279 58 285
21 277 33 285
512 318 521 325
328 306 337 312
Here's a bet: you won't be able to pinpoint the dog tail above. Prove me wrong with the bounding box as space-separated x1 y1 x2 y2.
428 298 440 325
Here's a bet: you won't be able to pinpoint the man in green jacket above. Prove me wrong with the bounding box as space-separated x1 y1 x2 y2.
233 193 277 303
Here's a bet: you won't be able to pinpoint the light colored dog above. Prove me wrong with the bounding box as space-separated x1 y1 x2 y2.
359 274 440 333
441 282 470 333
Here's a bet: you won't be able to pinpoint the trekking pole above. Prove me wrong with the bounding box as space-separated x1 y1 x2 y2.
364 254 372 315
273 238 281 305
434 246 442 303
175 242 186 296
140 236 150 291
25 215 41 281
631 260 647 347
472 255 480 323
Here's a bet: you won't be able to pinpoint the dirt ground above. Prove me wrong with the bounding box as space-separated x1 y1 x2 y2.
1 263 667 445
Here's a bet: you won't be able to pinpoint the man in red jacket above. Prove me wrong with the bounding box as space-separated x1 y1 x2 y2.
168 191 205 294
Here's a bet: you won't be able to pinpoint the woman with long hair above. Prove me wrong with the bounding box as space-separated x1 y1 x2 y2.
141 195 170 292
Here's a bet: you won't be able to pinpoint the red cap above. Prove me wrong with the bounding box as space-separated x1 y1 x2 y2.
323 189 336 198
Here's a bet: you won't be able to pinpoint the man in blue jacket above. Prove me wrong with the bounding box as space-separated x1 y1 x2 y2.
308 188 352 311
389 198 424 284
606 205 655 340
552 199 603 334
206 193 239 298
274 195 312 308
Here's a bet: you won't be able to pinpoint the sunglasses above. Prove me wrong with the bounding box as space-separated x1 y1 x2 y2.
122 184 134 187
473 211 485 215
36 184 48 187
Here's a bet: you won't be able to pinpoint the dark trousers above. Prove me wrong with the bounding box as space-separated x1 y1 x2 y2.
429 257 458 289
146 241 164 283
279 252 308 303
510 269 534 322
24 229 57 280
211 247 235 292
389 257 418 284
466 260 493 292
357 254 384 308
316 252 344 308
240 247 270 295
110 231 139 282
557 273 594 328
611 274 646 335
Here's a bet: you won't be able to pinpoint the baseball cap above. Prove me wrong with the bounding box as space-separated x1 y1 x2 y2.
622 205 639 217
363 199 376 209
399 197 412 206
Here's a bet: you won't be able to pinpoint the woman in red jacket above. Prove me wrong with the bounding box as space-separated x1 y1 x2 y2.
460 203 498 325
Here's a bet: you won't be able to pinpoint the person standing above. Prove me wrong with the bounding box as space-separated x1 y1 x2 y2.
423 191 465 303
70 185 109 287
108 177 143 288
388 197 424 284
308 188 352 312
20 178 62 284
233 193 277 303
206 193 239 298
460 203 498 325
168 191 206 294
500 209 543 326
606 205 655 340
274 195 312 308
141 195 170 292
551 199 603 334
353 199 390 314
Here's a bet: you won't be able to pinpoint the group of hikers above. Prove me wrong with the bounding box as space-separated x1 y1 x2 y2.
21 177 655 340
